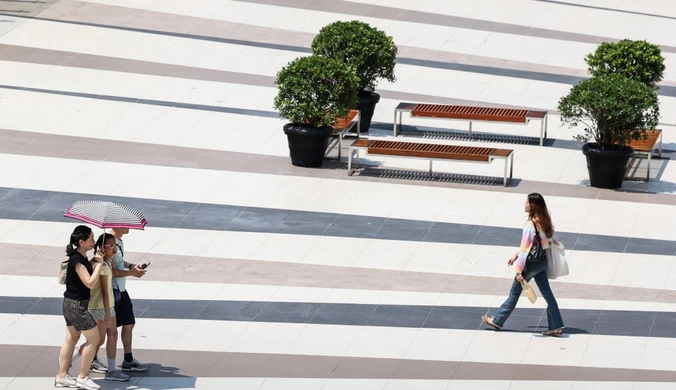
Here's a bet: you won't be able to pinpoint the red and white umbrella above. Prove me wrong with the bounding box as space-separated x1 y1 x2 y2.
64 200 147 230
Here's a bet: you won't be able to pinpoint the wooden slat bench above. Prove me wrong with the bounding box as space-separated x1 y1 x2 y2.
394 102 549 146
628 129 663 181
325 109 361 160
348 139 515 186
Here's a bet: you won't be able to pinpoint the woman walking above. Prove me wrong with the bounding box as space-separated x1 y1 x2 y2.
55 225 103 390
482 193 564 336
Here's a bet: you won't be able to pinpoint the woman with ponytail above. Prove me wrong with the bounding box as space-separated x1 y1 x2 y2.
55 225 104 390
482 193 565 337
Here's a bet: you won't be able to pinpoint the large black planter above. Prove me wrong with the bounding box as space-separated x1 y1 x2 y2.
283 124 333 168
582 143 634 189
355 91 381 133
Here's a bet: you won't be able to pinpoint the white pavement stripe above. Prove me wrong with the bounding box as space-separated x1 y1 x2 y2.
6 57 658 144
2 274 672 312
0 314 673 372
1 48 676 125
345 0 676 50
74 0 676 80
0 77 585 146
0 152 675 239
2 80 676 190
3 377 674 390
1 220 675 291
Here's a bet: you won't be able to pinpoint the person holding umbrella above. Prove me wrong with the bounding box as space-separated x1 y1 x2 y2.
63 200 150 373
110 227 150 372
55 225 104 390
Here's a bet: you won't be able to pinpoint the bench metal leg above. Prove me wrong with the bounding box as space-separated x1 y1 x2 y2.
647 152 651 182
393 110 398 136
429 160 433 175
502 153 514 187
539 118 545 147
468 121 473 137
348 148 355 176
357 111 362 139
337 133 343 161
659 134 663 157
503 157 508 187
398 111 403 136
510 153 514 180
540 114 548 146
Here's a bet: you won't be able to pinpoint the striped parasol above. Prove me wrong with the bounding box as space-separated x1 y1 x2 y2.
64 200 147 230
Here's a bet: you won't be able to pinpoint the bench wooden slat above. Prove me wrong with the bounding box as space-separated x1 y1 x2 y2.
411 104 529 123
349 139 515 186
333 109 359 130
527 110 547 119
491 149 513 158
359 140 513 163
629 129 662 152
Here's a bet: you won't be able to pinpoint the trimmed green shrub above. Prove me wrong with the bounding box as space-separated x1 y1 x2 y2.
273 55 359 128
311 20 397 92
585 39 665 88
558 74 660 150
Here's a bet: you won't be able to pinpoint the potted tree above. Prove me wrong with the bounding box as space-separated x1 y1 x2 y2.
311 20 398 133
558 74 660 189
585 39 665 89
274 55 359 168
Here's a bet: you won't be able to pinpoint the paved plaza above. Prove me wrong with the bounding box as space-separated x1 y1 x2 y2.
1 0 676 389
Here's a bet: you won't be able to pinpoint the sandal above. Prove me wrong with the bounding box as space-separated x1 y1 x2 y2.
543 328 564 337
482 315 501 331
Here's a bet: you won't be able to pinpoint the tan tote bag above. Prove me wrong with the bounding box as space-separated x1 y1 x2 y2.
520 279 537 304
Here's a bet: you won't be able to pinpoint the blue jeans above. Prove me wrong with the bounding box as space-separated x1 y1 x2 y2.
492 260 564 330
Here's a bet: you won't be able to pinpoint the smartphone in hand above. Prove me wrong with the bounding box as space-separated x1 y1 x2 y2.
140 261 151 269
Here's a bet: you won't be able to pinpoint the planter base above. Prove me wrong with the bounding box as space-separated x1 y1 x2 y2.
582 143 633 189
283 124 333 168
355 91 381 133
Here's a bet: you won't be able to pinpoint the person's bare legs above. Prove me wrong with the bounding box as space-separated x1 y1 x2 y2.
121 324 133 355
93 320 106 361
79 327 100 379
106 317 118 366
58 326 80 378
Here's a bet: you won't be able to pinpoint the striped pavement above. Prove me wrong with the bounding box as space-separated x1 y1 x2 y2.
0 0 675 389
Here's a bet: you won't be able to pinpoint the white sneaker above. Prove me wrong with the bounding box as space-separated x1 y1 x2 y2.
54 374 77 388
75 376 100 390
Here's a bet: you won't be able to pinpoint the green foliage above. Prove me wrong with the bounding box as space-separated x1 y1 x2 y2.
585 40 665 88
273 55 359 128
311 20 398 92
558 74 660 150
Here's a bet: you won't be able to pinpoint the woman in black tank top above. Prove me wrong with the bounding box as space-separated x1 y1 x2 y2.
55 225 105 390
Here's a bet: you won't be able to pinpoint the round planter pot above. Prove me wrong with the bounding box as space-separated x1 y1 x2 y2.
582 143 634 189
283 124 333 168
355 91 381 133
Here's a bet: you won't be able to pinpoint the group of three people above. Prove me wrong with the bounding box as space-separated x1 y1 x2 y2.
52 192 565 389
55 227 150 390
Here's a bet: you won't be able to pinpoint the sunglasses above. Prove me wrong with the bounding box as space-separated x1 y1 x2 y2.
102 244 119 249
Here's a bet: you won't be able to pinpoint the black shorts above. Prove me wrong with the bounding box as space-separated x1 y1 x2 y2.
63 297 96 331
114 290 136 327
